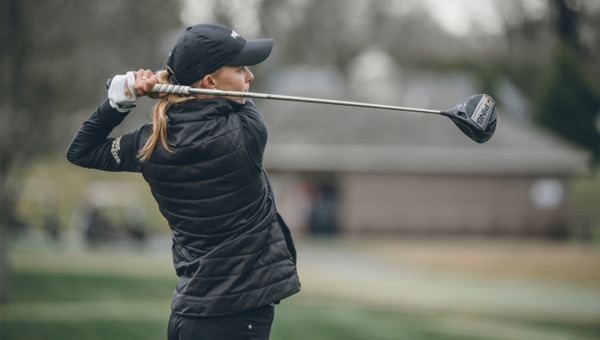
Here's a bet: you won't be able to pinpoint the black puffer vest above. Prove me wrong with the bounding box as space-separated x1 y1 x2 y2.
139 98 300 316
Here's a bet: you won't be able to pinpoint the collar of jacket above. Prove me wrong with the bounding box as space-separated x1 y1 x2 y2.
166 97 244 124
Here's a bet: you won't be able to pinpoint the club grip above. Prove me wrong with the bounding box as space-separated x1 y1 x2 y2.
151 84 190 95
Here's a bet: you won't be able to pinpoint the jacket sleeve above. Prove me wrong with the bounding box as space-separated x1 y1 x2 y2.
66 99 142 172
237 99 268 171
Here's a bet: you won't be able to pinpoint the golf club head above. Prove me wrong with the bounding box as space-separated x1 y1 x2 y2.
440 94 497 143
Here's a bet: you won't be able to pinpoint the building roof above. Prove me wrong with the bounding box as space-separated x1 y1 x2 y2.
259 68 590 176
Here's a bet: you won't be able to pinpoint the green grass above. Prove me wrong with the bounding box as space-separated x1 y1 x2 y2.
2 245 600 340
7 269 175 303
1 272 169 340
271 302 483 340
1 320 167 340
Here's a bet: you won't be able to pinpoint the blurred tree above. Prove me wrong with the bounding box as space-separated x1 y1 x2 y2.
553 0 581 51
184 0 512 87
492 0 600 165
256 0 476 76
0 0 182 303
534 0 600 166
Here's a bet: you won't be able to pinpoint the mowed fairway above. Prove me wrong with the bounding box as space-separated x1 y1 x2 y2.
2 236 600 340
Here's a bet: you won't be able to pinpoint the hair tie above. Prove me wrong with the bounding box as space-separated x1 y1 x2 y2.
166 66 180 85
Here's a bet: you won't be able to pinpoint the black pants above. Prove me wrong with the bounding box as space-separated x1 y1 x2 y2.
167 304 275 340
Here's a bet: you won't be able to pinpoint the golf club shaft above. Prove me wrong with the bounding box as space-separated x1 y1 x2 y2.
151 84 441 115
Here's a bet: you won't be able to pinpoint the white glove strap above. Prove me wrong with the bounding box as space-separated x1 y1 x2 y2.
108 72 137 112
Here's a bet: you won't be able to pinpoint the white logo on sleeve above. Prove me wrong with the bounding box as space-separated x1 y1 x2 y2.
111 136 122 164
231 30 240 39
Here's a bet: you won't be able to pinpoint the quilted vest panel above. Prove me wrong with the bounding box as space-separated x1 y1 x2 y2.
139 99 300 316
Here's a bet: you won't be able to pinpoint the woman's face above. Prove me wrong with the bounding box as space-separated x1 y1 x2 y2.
211 66 254 103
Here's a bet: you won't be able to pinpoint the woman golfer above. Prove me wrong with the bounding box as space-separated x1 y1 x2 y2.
67 23 301 340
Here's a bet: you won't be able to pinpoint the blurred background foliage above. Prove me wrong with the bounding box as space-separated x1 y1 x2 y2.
1 5 599 230
1 0 183 230
2 0 599 231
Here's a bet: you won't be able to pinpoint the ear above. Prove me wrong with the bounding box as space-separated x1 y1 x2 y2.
201 75 217 89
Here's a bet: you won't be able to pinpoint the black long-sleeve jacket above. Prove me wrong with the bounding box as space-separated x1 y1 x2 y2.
67 97 300 316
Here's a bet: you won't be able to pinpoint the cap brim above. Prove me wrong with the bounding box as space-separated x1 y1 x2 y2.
227 39 274 66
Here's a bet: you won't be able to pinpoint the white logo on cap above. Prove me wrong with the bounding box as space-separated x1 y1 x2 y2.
231 30 240 39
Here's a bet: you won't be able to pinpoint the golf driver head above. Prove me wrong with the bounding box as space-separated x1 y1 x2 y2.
440 94 497 143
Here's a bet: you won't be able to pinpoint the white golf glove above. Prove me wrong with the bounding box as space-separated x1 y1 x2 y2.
107 71 137 112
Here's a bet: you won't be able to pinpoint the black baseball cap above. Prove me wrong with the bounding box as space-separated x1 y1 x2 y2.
166 24 274 86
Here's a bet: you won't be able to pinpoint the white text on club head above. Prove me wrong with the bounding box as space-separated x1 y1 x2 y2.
471 95 494 129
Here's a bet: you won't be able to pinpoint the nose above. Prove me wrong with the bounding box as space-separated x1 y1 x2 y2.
245 67 254 83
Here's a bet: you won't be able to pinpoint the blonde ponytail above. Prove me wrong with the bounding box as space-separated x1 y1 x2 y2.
137 70 198 161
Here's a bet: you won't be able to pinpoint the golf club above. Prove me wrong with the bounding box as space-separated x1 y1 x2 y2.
151 84 497 143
